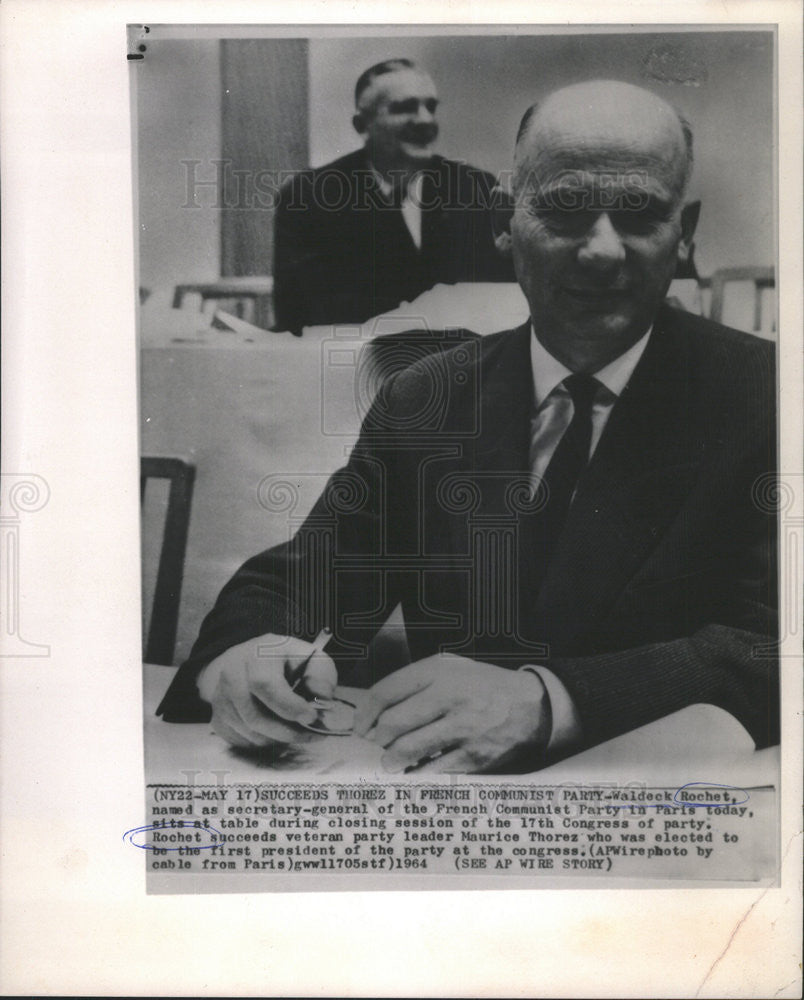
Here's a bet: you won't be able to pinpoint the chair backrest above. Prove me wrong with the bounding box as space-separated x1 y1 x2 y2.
708 266 775 334
140 456 196 665
172 278 274 329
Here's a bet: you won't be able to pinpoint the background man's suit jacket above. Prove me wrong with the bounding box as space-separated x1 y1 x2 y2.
272 149 513 334
159 306 778 760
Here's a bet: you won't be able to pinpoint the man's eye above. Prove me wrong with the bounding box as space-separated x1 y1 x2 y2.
609 210 665 234
533 207 596 234
530 204 669 237
390 98 437 115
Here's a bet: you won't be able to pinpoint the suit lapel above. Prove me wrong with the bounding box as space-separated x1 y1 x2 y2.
436 324 536 660
531 309 705 648
438 324 533 574
469 322 534 506
420 159 449 263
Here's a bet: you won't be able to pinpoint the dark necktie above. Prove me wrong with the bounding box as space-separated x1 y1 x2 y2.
539 373 599 533
518 373 599 622
524 371 600 597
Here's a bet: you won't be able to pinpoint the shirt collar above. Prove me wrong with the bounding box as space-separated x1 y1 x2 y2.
369 164 423 204
530 323 653 408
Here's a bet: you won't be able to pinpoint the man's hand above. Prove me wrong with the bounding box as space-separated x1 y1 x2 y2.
197 634 337 748
353 654 550 773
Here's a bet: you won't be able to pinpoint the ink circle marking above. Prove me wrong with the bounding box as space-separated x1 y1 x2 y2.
123 821 223 851
673 782 750 807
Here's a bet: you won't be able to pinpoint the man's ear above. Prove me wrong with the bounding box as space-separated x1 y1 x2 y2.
491 185 514 257
352 112 367 136
676 199 701 264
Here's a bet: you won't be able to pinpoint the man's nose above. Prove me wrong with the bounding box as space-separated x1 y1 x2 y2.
576 213 626 269
414 101 436 123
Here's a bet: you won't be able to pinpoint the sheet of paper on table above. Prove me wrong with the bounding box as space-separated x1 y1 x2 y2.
143 668 384 783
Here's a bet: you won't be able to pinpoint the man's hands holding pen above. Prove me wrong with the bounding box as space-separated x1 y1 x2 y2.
197 633 337 748
354 653 551 773
199 640 550 771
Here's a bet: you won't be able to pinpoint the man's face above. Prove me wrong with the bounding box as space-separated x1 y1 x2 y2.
511 90 695 372
357 69 439 170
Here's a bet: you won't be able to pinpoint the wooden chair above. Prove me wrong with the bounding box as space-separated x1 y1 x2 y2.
707 266 775 334
141 456 196 665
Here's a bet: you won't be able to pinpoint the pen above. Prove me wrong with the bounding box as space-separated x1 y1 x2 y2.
308 626 332 653
292 627 356 736
291 626 332 693
403 748 450 773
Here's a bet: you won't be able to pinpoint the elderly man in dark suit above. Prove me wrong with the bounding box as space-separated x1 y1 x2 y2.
159 80 777 774
272 58 513 334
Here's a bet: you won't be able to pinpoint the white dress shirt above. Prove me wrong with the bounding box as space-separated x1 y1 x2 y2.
371 168 424 249
524 324 653 757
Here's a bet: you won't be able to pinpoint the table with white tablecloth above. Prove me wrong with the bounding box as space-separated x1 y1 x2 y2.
144 662 776 785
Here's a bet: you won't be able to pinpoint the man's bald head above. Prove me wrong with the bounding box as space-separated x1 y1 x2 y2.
513 80 693 199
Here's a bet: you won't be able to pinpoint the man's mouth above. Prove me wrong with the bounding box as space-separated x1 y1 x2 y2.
402 129 438 147
562 286 630 303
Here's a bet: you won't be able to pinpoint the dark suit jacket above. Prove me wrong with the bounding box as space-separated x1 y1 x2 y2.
158 305 778 759
272 149 513 334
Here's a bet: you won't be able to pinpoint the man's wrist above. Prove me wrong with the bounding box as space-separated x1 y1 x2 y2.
519 664 583 758
519 666 553 753
196 660 223 704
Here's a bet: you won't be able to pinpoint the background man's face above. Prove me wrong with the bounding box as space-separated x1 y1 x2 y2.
359 69 439 169
511 92 693 370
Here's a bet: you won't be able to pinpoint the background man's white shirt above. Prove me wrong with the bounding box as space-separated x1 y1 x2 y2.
371 167 424 249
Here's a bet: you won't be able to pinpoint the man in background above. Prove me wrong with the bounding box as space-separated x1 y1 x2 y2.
272 58 513 334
